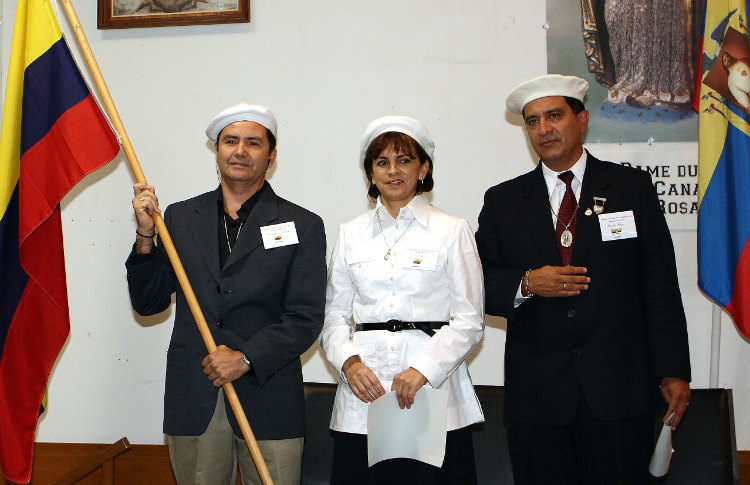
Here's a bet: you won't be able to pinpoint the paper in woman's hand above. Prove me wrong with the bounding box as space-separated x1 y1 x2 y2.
649 412 677 477
367 388 448 467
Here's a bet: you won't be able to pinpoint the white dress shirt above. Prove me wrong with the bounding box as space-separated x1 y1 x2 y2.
541 150 587 223
514 151 588 305
320 194 485 434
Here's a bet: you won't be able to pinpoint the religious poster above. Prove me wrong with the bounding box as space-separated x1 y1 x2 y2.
586 143 698 230
547 0 702 142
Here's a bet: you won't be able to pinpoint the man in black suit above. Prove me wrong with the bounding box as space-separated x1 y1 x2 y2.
475 75 691 485
126 103 326 485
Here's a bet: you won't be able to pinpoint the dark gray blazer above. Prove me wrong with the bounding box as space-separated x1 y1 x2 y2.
126 183 326 439
476 154 691 425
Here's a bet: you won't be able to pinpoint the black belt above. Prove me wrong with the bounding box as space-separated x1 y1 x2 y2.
355 320 448 336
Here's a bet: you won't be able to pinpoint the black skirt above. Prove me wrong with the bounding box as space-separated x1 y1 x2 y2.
330 427 477 485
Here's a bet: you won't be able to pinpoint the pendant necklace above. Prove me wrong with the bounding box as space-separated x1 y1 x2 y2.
223 214 244 254
376 207 415 260
549 201 579 248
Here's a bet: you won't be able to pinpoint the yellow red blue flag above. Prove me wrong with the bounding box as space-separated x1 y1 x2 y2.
0 1 119 482
696 0 750 338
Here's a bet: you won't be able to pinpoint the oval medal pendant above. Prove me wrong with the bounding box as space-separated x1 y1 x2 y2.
560 229 573 248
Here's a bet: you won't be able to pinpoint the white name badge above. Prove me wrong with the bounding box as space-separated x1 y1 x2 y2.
598 210 638 241
260 222 299 249
403 247 440 271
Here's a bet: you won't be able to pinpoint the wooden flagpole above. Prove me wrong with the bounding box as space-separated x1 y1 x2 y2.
57 2 274 483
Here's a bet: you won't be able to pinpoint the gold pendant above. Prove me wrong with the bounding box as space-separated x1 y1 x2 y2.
560 229 573 248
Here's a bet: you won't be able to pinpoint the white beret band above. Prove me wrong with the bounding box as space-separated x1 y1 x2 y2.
360 116 435 161
506 74 589 115
206 103 278 141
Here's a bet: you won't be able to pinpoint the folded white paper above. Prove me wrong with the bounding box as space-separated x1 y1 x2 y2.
367 388 448 467
649 412 676 477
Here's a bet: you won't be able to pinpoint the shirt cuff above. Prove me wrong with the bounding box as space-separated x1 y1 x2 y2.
514 279 531 308
411 354 447 389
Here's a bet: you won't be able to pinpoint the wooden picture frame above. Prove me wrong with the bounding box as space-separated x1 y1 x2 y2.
98 0 249 29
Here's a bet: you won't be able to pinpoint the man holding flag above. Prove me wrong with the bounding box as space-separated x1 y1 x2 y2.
126 103 327 485
0 0 120 482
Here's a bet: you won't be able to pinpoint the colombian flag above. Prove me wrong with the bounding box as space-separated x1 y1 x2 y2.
0 0 119 481
696 0 750 339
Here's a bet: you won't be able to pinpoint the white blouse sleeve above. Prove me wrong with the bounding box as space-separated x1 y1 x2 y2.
410 219 485 388
319 225 360 380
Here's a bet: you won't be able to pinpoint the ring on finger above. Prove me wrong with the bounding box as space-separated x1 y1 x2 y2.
139 197 147 201
563 283 567 289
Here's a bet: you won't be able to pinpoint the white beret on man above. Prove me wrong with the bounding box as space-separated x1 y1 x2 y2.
360 115 435 161
206 103 278 141
506 74 589 115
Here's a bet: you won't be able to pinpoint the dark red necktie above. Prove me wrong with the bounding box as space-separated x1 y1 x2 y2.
555 171 577 266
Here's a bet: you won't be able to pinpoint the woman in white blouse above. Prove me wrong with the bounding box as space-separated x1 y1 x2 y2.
320 116 485 484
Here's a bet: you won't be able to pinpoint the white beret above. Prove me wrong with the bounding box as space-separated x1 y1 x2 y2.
506 74 589 115
360 116 435 161
205 103 278 141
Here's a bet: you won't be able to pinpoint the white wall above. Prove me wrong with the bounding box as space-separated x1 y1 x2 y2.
2 0 748 449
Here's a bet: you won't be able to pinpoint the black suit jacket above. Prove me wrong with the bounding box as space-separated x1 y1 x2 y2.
476 154 691 425
126 183 326 439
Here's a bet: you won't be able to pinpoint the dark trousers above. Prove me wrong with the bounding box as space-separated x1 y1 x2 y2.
330 427 477 485
507 389 653 485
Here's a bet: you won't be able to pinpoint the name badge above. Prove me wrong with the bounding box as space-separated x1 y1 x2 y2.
260 222 299 249
598 210 637 241
402 247 439 271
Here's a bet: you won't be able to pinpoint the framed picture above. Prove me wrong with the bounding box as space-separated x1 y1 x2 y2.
98 0 249 29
